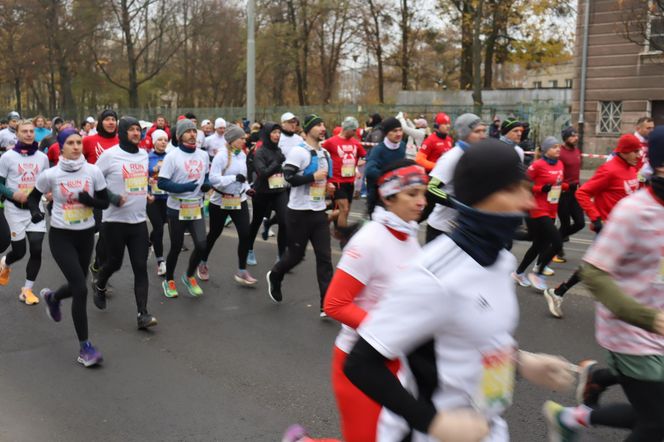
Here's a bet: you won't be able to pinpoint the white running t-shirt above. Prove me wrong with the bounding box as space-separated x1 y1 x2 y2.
203 133 227 158
285 143 330 211
0 149 50 211
427 145 464 233
209 147 250 206
278 133 304 158
36 163 106 230
96 146 149 224
158 147 209 211
334 220 421 353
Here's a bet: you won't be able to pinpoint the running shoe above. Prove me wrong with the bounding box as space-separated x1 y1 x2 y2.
528 272 548 291
542 401 579 442
319 309 328 319
89 262 99 280
552 255 567 264
533 265 555 276
576 360 604 408
544 288 564 318
93 284 107 310
77 342 103 368
41 288 61 322
261 218 270 241
511 272 531 288
266 271 282 303
182 275 203 297
157 261 166 276
247 250 257 266
0 256 11 286
19 287 39 305
268 228 275 237
162 280 179 298
224 216 232 227
234 270 257 286
137 312 158 330
282 424 308 442
197 263 210 281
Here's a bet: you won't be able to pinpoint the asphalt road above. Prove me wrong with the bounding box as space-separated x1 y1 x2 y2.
0 199 630 441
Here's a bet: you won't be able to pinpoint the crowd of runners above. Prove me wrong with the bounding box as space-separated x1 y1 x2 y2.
0 108 661 441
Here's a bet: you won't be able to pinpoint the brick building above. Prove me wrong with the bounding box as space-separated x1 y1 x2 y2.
572 0 664 154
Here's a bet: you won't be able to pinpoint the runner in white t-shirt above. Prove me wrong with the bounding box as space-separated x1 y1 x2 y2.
323 160 426 442
157 119 210 298
92 117 157 330
202 118 227 160
0 120 49 305
344 139 575 442
28 128 109 367
278 112 304 158
266 115 333 316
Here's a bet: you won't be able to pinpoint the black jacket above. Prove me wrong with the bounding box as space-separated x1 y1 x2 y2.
252 122 287 194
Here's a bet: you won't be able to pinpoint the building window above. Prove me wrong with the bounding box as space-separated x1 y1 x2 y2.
646 1 664 52
549 80 558 88
598 101 623 134
565 79 573 88
533 81 542 89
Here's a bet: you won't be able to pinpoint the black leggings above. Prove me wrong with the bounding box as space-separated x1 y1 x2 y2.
195 201 251 270
516 216 562 275
589 370 664 441
96 222 150 314
165 209 207 280
270 209 332 306
49 227 95 342
147 198 168 259
557 190 585 239
92 207 107 269
6 231 44 282
0 209 10 253
248 192 288 257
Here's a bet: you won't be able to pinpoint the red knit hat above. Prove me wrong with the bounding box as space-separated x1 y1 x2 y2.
615 133 642 153
435 112 451 125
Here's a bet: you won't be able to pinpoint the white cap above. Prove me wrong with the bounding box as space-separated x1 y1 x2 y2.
151 129 168 144
85 116 95 124
214 117 226 129
201 119 211 127
280 112 296 123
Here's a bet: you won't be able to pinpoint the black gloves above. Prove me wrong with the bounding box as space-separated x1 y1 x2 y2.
236 174 246 183
200 183 211 193
592 219 603 234
541 184 552 193
31 211 45 224
77 191 95 207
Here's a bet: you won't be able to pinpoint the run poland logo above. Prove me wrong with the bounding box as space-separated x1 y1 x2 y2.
59 179 90 203
122 163 148 195
184 159 203 181
18 162 39 194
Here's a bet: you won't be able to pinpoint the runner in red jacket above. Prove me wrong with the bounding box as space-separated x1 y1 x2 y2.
415 112 453 172
512 137 568 292
542 133 641 318
82 109 119 164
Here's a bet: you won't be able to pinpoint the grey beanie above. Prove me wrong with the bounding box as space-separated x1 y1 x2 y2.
176 118 197 141
341 116 359 131
224 124 246 145
541 136 560 155
454 113 483 141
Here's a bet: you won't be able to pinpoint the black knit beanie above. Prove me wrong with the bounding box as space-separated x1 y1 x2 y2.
454 138 525 206
96 109 118 138
303 114 324 133
381 117 401 135
500 118 524 136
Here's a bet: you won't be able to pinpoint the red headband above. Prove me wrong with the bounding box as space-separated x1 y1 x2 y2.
378 165 429 197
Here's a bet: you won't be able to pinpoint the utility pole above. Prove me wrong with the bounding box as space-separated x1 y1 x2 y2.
247 0 256 123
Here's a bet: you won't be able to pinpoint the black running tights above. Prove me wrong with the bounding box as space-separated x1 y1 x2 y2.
165 210 207 280
147 198 168 259
516 216 562 275
194 201 251 270
6 231 44 281
96 222 149 314
248 192 288 257
49 227 94 342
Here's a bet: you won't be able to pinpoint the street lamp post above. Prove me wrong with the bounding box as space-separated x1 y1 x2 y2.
247 0 256 123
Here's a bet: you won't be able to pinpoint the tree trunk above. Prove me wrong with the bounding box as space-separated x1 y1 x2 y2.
14 76 22 114
471 0 484 111
460 2 474 90
120 0 140 108
400 0 409 90
367 0 384 103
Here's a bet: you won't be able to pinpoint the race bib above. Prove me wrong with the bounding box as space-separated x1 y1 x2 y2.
63 203 93 225
178 198 202 220
221 193 241 210
547 185 562 204
124 174 147 195
310 182 326 202
341 158 356 178
18 183 34 196
268 173 286 189
476 347 516 417
150 177 165 195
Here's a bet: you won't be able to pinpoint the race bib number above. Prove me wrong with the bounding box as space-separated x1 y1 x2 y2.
63 203 93 225
310 182 326 202
124 174 147 195
18 183 34 196
268 173 286 189
547 185 562 204
476 347 516 417
341 158 356 178
221 193 241 210
178 198 202 220
150 177 165 195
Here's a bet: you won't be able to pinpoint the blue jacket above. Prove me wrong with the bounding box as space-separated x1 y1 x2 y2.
365 141 407 184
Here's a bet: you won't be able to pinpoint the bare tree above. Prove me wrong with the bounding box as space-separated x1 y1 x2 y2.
316 0 355 103
619 0 664 54
363 0 392 103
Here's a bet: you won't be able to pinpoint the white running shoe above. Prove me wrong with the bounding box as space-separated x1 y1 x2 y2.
528 272 548 291
544 288 564 318
511 272 532 287
157 261 166 276
533 264 555 276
